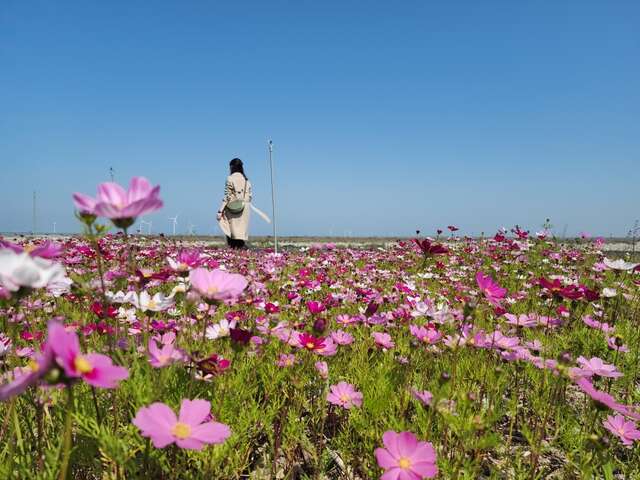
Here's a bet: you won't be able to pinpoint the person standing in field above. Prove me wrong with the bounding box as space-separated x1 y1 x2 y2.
217 158 252 249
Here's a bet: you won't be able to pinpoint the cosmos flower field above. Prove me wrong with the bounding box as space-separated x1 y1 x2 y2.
1 178 640 479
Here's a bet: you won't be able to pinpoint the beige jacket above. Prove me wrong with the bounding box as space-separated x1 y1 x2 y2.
218 172 252 240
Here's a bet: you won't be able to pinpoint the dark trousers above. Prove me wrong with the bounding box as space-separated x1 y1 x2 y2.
226 236 246 249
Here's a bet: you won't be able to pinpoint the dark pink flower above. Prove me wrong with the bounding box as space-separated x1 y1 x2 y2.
476 272 507 306
48 322 128 389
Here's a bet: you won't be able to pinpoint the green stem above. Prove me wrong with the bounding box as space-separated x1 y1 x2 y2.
58 387 74 480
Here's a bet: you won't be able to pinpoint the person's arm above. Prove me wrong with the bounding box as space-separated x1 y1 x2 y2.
217 177 233 219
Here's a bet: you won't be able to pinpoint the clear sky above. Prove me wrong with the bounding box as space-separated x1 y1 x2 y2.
1 1 639 237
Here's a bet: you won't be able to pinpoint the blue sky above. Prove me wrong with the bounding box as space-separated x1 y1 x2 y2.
1 1 639 237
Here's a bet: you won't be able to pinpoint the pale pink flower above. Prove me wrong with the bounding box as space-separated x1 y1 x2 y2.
331 330 354 345
603 414 640 446
576 356 623 378
148 338 183 368
327 381 363 409
133 399 230 450
74 176 163 220
372 332 395 349
409 325 442 345
189 268 248 302
607 336 629 353
411 388 433 406
375 430 438 479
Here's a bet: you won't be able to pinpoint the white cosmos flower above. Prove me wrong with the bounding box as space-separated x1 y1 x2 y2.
603 258 638 271
0 333 11 358
205 319 237 340
126 290 175 312
0 250 66 291
602 288 618 298
47 275 73 297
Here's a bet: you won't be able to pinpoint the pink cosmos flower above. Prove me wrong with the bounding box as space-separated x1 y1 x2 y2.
0 345 53 401
167 249 202 272
336 314 357 326
73 176 163 219
411 389 433 406
315 337 338 357
132 399 231 450
148 338 183 368
576 356 623 379
607 336 629 353
576 378 640 420
306 301 325 315
276 353 296 367
603 414 640 446
409 325 442 345
0 240 62 259
476 271 507 306
372 332 395 350
327 381 363 409
375 430 438 479
298 332 326 351
48 321 128 388
189 268 248 302
330 330 354 345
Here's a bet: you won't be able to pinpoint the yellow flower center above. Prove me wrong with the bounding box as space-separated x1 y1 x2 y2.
74 356 93 374
207 286 219 295
147 300 157 310
172 422 192 439
27 359 39 372
306 342 315 349
339 394 350 402
398 457 412 469
24 245 35 253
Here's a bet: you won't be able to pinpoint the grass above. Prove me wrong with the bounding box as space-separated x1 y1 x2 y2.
0 229 639 479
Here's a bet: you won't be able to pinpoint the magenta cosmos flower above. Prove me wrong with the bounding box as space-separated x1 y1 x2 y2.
189 268 248 302
133 399 231 450
48 322 128 388
73 176 163 220
603 414 640 446
375 431 438 479
327 381 363 409
476 271 507 306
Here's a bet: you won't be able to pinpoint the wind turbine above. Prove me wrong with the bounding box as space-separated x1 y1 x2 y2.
52 222 57 234
168 215 179 235
140 219 152 235
188 222 196 235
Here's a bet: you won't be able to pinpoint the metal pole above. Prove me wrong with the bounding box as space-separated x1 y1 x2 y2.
268 140 278 254
110 167 114 182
